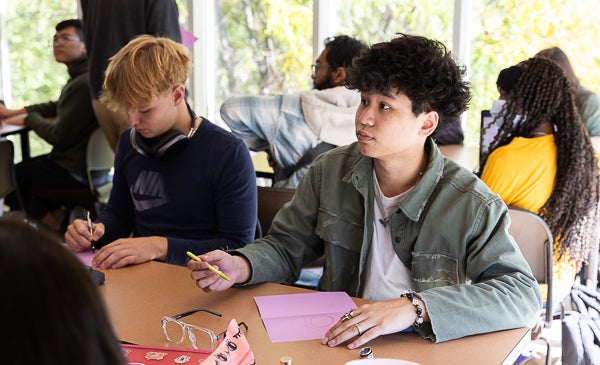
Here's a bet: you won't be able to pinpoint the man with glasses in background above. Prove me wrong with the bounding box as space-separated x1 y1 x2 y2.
221 35 368 188
0 19 97 232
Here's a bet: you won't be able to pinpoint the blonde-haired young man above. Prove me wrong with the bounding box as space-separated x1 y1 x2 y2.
80 0 182 152
65 36 257 269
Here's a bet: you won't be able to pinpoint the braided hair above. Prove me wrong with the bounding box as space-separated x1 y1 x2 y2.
479 57 600 267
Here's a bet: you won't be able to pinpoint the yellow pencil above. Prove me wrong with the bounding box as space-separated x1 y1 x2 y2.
186 251 231 281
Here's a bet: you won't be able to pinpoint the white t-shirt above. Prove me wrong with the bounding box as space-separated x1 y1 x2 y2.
362 171 416 301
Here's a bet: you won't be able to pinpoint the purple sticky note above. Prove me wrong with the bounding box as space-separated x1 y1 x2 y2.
254 292 357 342
180 26 198 48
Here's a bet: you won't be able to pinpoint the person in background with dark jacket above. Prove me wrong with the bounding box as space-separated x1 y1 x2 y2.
80 0 182 151
0 19 97 231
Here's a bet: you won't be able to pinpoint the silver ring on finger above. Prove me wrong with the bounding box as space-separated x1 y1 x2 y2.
354 323 362 336
341 310 354 322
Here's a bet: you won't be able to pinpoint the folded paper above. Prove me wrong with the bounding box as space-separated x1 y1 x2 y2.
254 292 357 342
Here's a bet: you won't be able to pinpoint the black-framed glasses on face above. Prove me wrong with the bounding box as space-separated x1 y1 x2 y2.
161 308 248 350
52 34 80 45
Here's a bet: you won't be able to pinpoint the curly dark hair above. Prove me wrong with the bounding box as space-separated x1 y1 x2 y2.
324 35 368 70
344 33 471 131
479 57 600 266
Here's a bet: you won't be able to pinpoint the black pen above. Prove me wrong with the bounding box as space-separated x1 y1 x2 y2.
87 210 96 253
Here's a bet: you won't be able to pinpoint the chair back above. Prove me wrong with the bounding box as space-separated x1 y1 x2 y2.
257 186 295 236
85 128 114 204
256 186 323 288
508 207 554 326
0 139 23 213
26 128 114 220
0 139 16 199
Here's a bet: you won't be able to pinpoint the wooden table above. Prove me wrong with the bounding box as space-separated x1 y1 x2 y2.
0 124 30 160
100 261 530 365
251 151 275 181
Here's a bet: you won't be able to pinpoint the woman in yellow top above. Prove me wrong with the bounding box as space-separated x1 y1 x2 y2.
480 57 600 306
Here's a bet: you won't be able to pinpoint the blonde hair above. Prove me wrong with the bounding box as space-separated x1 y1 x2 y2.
100 35 192 111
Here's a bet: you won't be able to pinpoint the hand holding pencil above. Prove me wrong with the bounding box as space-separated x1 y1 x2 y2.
186 249 256 293
187 251 231 281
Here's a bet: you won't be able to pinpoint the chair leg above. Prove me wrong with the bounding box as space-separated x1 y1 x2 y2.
539 336 551 365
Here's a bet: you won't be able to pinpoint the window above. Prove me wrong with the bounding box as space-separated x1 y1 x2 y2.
466 0 600 145
3 1 600 152
1 0 77 160
336 0 453 47
215 1 313 101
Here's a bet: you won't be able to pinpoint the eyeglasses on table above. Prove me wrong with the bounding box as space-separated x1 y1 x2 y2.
161 307 248 351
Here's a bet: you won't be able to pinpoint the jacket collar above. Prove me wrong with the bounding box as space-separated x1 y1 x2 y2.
67 57 88 78
346 138 445 222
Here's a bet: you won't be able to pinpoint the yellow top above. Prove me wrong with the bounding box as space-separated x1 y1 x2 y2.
481 134 573 306
481 134 556 214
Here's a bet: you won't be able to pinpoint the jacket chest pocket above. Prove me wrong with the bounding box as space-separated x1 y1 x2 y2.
315 208 363 252
315 209 363 290
411 252 459 290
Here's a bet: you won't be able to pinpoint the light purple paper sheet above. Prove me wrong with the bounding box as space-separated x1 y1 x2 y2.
254 292 357 342
74 250 95 267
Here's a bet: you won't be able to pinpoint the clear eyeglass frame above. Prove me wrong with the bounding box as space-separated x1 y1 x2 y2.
311 37 337 78
161 307 248 351
311 63 331 78
52 34 80 45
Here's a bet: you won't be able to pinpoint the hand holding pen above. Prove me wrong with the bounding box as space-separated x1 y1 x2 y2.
86 211 96 253
64 216 105 253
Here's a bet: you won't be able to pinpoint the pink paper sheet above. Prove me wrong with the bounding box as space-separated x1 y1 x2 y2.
74 250 95 267
254 292 357 342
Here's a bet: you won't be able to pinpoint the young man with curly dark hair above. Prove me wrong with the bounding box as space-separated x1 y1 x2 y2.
188 34 542 345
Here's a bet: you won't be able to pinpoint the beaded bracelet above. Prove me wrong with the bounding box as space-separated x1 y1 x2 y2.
401 289 424 328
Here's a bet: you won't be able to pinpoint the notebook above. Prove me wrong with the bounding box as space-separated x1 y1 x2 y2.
122 343 209 364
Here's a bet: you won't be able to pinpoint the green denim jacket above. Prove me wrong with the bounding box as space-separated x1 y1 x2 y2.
236 139 542 342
